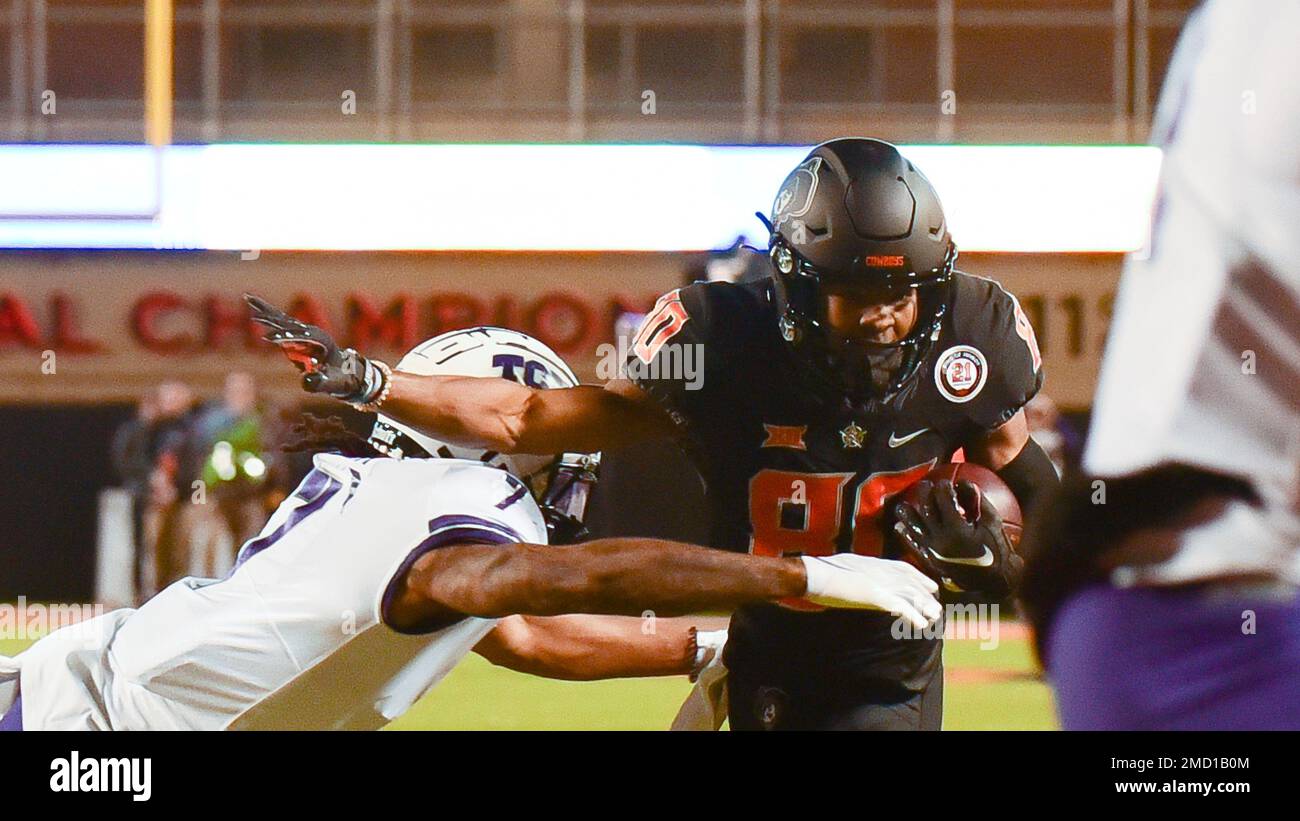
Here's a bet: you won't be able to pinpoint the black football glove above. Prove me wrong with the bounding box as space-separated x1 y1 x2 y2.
891 478 1023 600
244 293 385 403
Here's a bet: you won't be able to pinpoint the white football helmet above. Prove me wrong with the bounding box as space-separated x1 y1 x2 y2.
368 327 600 543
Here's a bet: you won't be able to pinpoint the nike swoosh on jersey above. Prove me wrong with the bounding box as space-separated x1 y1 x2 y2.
930 546 995 567
888 428 930 448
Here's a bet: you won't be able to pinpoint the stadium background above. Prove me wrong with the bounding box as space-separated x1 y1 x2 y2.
0 0 1196 729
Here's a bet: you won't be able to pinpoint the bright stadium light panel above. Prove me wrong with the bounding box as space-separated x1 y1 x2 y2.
0 144 1161 252
0 145 163 219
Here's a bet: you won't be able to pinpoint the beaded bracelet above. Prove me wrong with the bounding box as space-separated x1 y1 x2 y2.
351 359 393 413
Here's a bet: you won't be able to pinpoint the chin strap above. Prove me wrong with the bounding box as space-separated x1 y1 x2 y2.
366 420 433 460
539 453 601 545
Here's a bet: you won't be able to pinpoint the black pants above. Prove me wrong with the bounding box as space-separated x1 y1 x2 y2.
726 660 944 731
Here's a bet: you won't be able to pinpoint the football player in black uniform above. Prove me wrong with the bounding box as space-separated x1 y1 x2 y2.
249 138 1059 730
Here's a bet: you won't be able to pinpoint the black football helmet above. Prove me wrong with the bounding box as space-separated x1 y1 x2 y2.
759 138 956 411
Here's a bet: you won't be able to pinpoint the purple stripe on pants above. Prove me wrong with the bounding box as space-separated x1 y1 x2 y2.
0 695 22 732
1047 584 1300 730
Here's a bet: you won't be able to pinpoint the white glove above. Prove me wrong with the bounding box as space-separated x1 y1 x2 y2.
800 554 942 629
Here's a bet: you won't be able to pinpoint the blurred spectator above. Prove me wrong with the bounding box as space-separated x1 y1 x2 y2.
187 372 270 579
139 381 201 599
111 390 158 494
110 389 159 593
132 376 279 599
1024 393 1082 475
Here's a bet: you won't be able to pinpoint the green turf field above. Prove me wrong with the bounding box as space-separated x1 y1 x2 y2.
1 628 1058 730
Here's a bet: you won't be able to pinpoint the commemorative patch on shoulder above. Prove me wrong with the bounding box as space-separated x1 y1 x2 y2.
934 345 988 403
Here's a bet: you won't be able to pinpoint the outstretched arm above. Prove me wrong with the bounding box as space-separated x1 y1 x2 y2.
409 538 802 619
473 615 709 681
382 374 673 454
245 293 673 454
388 537 941 631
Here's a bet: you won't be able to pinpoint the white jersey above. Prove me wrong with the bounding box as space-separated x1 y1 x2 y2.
1084 0 1300 584
3 454 547 730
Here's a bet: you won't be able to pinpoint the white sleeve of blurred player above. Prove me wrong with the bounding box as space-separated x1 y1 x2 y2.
1084 0 1300 585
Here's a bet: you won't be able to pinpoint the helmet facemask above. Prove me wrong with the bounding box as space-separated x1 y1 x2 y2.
768 231 954 409
533 452 601 545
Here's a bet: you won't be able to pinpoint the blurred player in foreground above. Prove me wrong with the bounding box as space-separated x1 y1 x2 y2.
247 138 1054 730
0 329 939 731
1020 0 1300 729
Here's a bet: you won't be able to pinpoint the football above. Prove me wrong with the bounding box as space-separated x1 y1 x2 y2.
897 462 1023 546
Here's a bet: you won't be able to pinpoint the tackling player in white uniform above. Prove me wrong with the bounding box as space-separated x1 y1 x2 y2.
0 327 941 731
1021 0 1300 729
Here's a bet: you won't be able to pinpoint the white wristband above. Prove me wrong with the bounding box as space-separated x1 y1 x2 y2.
690 629 728 681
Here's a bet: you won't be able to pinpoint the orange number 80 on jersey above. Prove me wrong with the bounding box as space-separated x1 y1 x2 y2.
748 463 934 611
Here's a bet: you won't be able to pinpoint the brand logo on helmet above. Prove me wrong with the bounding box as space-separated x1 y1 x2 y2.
778 314 800 343
865 255 906 268
772 156 823 229
934 345 988 403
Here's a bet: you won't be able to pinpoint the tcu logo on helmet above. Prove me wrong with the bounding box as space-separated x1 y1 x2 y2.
493 353 551 388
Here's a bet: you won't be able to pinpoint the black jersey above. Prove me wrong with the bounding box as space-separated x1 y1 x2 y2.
626 272 1043 689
